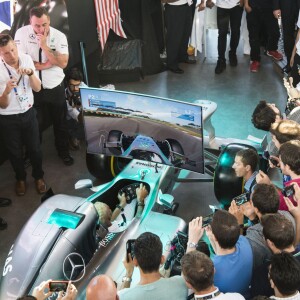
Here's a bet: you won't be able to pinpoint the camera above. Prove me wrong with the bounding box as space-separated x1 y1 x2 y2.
69 92 81 106
126 239 135 262
282 185 295 197
202 213 214 228
49 281 68 292
234 192 250 206
286 99 299 114
263 150 279 167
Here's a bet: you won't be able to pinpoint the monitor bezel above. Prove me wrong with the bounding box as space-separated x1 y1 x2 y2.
80 87 204 174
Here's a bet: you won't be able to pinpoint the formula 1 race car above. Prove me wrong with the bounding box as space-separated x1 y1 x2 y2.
0 91 267 299
105 130 186 167
0 141 264 300
0 159 187 300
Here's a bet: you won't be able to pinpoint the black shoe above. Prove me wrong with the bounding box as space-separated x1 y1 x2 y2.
0 198 11 207
59 153 74 166
215 59 226 74
168 67 184 74
229 51 237 67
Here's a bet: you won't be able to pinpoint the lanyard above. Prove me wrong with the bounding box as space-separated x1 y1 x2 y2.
2 59 26 97
193 291 221 300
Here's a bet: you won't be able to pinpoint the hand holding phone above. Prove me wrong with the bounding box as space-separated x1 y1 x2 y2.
269 156 280 168
202 214 213 228
282 185 295 197
264 150 279 168
32 280 53 299
234 192 250 206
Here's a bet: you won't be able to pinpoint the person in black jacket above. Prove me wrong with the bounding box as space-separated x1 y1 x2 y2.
272 0 299 73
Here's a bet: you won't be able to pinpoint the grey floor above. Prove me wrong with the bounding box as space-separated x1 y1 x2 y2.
0 30 287 273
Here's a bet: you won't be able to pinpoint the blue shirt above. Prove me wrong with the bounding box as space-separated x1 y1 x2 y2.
244 171 258 194
213 236 253 298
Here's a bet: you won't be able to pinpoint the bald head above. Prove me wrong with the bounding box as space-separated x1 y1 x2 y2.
86 275 118 300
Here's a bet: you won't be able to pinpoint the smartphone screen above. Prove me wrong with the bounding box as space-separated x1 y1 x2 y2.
202 214 213 228
282 185 295 197
49 281 68 292
234 193 250 206
263 150 270 160
126 239 135 262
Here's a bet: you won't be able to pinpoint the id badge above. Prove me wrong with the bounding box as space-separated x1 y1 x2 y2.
18 94 29 110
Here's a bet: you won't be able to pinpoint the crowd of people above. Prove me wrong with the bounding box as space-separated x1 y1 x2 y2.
164 0 300 76
16 215 300 300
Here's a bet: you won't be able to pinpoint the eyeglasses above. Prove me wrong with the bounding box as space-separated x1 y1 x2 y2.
0 34 11 47
69 83 81 88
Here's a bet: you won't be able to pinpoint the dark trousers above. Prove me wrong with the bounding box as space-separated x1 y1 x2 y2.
165 3 193 69
279 0 299 64
33 83 69 156
67 118 85 140
0 108 44 181
291 53 300 87
246 6 280 61
217 5 243 60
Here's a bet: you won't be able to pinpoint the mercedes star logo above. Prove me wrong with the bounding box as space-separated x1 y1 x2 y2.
63 252 86 282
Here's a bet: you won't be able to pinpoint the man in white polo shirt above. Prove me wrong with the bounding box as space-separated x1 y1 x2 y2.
15 6 73 166
0 34 46 196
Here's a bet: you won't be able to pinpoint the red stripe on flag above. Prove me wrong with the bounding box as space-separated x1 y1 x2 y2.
99 0 106 50
94 0 127 50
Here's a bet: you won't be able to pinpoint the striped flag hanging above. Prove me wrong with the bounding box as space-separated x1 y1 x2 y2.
94 0 127 51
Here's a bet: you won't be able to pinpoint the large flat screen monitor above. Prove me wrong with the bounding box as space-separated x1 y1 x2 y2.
81 88 204 174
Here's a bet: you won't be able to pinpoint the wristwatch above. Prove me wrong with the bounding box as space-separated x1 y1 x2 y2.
122 276 132 282
116 204 124 212
187 242 197 248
